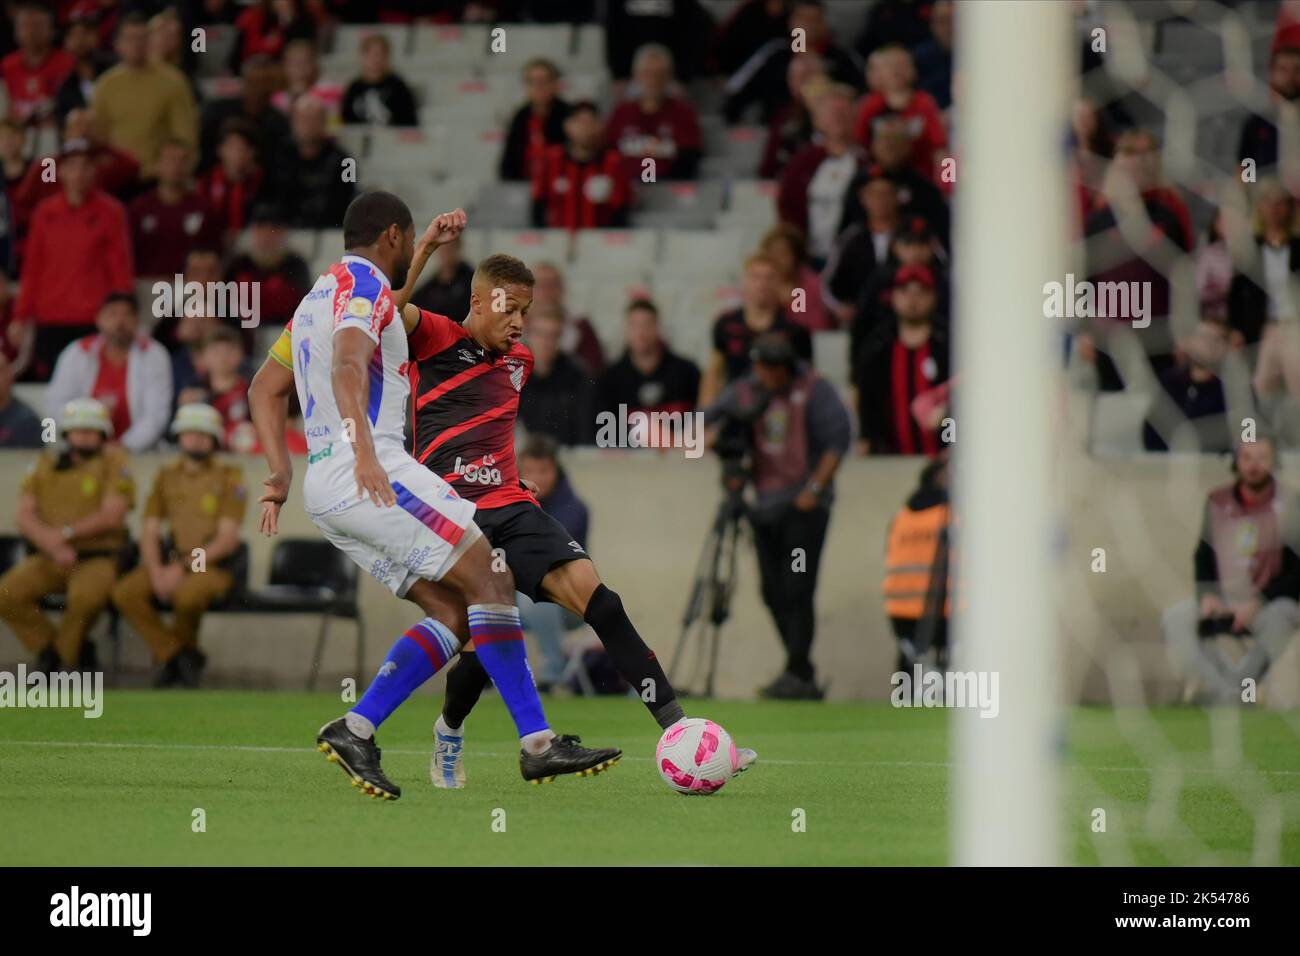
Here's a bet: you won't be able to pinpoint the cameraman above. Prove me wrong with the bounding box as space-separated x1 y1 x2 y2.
704 333 851 699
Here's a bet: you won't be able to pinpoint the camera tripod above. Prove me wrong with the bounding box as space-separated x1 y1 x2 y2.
668 486 749 697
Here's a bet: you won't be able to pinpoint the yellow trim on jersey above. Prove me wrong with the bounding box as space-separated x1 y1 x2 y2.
268 326 293 370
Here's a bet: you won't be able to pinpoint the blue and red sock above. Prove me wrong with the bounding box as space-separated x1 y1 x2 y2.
467 603 549 738
352 618 460 731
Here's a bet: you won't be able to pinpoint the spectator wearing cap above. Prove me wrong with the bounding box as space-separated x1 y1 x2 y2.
0 351 42 447
46 291 172 452
112 402 247 689
91 13 197 179
704 332 852 700
341 33 418 128
272 39 344 124
853 264 950 456
851 218 949 357
130 139 220 280
724 0 864 124
199 119 268 246
198 56 291 174
11 108 140 236
760 223 831 332
532 101 629 230
822 167 903 324
519 306 596 446
53 12 115 122
223 204 311 330
700 253 813 406
1 1 75 127
596 299 701 441
411 234 475 322
605 44 702 182
911 0 954 111
760 52 828 180
12 140 134 379
273 94 356 229
529 261 606 375
853 45 948 185
1237 46 1300 177
500 57 573 183
778 83 867 266
0 397 134 674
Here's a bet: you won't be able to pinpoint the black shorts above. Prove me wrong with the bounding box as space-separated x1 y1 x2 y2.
474 502 588 602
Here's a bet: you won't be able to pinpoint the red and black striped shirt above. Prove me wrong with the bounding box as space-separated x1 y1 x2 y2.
408 309 535 509
531 144 630 230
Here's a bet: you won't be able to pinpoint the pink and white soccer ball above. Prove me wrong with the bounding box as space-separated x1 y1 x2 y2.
655 718 737 795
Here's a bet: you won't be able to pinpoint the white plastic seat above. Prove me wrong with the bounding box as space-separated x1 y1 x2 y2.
656 229 748 280
569 229 659 281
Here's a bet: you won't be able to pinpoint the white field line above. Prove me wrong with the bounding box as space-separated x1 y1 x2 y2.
1 739 1298 776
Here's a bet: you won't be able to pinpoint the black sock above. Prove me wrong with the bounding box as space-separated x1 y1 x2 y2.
584 584 684 728
441 650 491 729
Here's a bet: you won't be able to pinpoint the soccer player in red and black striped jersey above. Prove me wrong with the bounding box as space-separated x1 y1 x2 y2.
400 250 757 788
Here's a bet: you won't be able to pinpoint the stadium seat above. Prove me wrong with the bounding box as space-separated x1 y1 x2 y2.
657 229 748 279
811 329 851 389
325 23 411 70
569 229 659 281
438 126 506 180
411 23 490 67
478 24 574 73
473 181 532 228
333 125 370 161
567 277 656 348
632 181 725 230
366 127 439 177
488 229 572 268
237 539 364 690
571 23 606 72
660 278 742 364
285 230 319 262
719 179 779 232
1089 391 1155 457
715 126 767 178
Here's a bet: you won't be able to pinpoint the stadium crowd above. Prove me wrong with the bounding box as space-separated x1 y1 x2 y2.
0 0 1295 700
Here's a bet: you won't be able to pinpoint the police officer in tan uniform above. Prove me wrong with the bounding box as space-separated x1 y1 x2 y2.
0 399 134 672
112 404 247 687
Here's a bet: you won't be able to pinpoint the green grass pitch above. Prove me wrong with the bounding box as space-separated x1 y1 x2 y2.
2 691 1297 865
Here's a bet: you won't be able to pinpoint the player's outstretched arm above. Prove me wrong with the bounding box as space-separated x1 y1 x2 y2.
332 327 395 508
248 352 296 536
395 208 468 330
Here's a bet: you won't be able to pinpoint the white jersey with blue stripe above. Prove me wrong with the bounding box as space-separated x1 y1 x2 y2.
290 254 410 463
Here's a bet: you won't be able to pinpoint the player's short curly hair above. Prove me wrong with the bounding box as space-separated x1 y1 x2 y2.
474 253 535 289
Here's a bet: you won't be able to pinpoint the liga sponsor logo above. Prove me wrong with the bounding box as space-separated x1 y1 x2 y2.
152 274 261 328
594 404 706 459
49 886 151 936
0 665 102 718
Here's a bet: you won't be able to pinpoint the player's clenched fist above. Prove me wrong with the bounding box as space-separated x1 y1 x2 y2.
419 208 467 250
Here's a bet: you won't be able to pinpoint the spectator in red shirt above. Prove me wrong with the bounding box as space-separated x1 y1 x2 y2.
130 140 220 280
500 58 572 182
230 0 317 72
531 101 630 230
199 119 267 247
606 43 702 182
222 202 311 333
760 52 828 180
853 45 948 185
11 108 139 236
1 1 76 127
777 82 866 265
11 140 133 381
853 264 950 457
